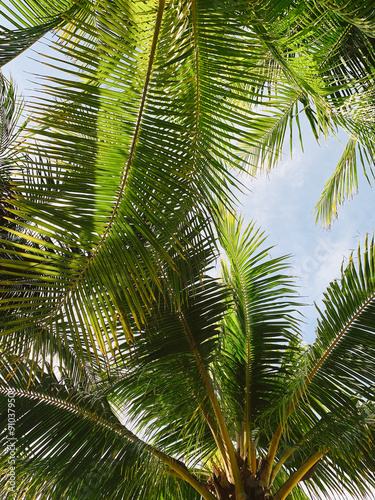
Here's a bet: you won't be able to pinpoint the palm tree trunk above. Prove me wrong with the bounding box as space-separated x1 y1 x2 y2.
207 454 274 500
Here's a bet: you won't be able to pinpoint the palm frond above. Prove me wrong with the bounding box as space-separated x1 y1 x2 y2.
263 235 375 492
0 354 209 499
314 136 359 225
215 211 302 467
305 235 375 412
257 233 375 490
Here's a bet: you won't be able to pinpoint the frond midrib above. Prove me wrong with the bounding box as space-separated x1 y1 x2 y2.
25 0 166 342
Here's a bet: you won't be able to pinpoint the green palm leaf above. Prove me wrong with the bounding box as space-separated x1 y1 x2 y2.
304 235 375 411
314 136 360 225
216 211 301 429
263 235 375 498
0 353 211 499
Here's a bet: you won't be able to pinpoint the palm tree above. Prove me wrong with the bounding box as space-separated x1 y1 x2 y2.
2 0 375 498
2 211 375 499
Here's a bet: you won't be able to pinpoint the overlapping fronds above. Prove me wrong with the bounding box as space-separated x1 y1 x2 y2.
2 0 375 374
0 0 217 375
1 0 308 374
3 212 375 498
318 0 375 36
215 211 301 431
0 354 207 500
3 1 375 499
108 274 228 464
271 401 375 499
236 0 375 223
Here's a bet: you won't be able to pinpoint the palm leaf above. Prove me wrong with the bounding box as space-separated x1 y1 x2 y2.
0 354 211 499
215 210 302 474
302 235 375 405
263 235 375 495
314 136 360 225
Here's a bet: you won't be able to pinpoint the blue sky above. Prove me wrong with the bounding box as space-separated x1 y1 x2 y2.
234 129 375 343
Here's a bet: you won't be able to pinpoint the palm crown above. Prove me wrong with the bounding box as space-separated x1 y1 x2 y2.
2 0 375 499
2 211 375 499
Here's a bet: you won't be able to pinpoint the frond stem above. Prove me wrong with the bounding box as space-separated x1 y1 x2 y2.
201 404 232 479
0 386 216 500
270 446 297 485
177 310 245 497
262 288 375 486
273 450 325 500
33 0 166 338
